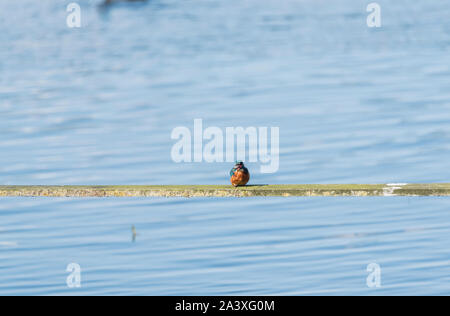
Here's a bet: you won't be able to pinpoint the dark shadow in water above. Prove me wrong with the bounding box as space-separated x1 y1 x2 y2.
100 0 148 7
131 225 137 243
98 0 150 14
97 0 170 20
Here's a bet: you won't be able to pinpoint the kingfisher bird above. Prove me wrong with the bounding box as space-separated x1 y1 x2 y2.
230 161 250 187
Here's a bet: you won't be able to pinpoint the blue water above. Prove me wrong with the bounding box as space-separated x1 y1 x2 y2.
0 0 449 295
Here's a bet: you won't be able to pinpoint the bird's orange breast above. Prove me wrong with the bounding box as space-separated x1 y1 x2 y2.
231 170 250 187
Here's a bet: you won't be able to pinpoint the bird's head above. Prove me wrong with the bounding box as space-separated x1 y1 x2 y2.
235 161 244 168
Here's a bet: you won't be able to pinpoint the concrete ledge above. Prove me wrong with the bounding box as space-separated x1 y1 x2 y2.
0 184 449 197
